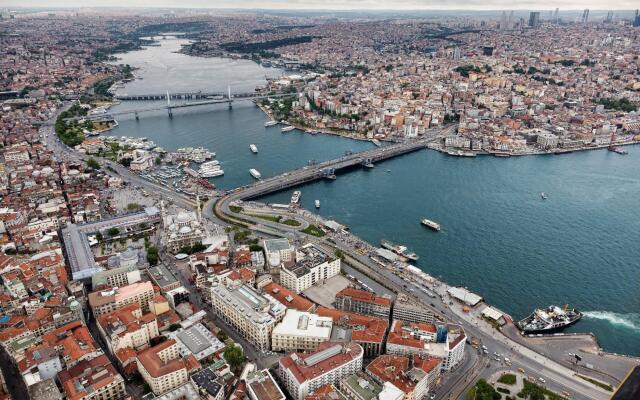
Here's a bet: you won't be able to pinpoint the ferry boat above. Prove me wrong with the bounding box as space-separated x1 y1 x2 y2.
290 190 301 204
250 144 258 153
281 125 295 133
249 168 261 179
517 305 582 334
380 240 419 261
315 199 320 208
421 218 441 231
264 120 278 127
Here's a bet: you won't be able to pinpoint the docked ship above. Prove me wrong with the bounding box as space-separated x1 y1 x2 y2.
517 305 582 333
380 240 419 261
281 125 295 132
264 120 278 127
250 144 258 153
198 161 224 178
249 169 262 179
421 218 441 231
290 190 301 204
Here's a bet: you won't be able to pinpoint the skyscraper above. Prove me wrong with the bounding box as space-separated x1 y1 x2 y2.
500 11 507 30
528 12 540 28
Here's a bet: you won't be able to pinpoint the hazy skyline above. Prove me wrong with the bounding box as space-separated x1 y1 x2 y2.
3 1 639 11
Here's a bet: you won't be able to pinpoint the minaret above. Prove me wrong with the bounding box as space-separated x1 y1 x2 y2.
196 195 202 222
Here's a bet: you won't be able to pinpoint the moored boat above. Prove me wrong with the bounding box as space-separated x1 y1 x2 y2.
264 120 278 127
281 125 295 132
290 190 301 204
517 305 582 333
315 199 320 208
250 144 258 153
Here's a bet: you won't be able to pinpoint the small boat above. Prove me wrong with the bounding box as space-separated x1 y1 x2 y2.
291 190 301 204
421 218 441 231
372 139 381 147
541 192 548 200
250 144 258 153
249 169 261 179
386 169 391 173
281 125 295 132
264 120 278 127
315 199 320 208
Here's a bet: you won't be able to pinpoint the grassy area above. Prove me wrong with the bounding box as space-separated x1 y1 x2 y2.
282 218 301 227
466 379 500 400
518 380 566 400
302 224 325 237
229 205 243 213
251 214 283 223
498 373 517 385
577 375 614 392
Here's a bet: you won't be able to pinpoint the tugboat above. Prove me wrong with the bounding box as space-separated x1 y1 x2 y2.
517 305 582 333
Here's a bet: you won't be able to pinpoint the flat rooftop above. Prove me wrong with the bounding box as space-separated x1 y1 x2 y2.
246 369 285 400
272 309 332 338
211 282 275 326
148 264 179 289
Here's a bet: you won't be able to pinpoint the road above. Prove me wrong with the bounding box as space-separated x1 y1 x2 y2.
42 105 608 399
213 165 610 400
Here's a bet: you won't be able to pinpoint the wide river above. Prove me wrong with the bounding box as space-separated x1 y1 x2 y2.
109 37 640 356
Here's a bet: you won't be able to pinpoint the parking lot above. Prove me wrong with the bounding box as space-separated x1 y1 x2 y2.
302 274 351 308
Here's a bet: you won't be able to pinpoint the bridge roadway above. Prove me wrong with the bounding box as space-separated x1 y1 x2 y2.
222 138 430 203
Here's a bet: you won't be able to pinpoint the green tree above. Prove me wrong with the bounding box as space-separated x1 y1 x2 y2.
168 323 181 332
147 246 159 266
223 345 246 371
107 227 120 237
216 330 228 342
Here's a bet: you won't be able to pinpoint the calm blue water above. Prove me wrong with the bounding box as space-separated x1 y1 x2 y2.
109 38 640 356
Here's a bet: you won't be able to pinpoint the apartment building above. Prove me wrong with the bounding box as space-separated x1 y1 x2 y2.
58 354 126 400
366 354 439 400
316 307 388 358
88 281 154 316
334 288 391 318
392 293 436 325
281 244 340 294
246 369 287 400
91 264 141 290
210 281 279 352
271 310 332 352
137 339 193 395
279 342 364 400
96 303 159 355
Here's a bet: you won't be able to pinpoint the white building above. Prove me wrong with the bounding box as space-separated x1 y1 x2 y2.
162 205 207 254
280 244 340 294
271 310 332 352
279 342 364 400
263 238 295 266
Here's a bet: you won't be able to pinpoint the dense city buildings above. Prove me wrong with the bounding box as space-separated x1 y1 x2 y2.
0 7 638 400
279 342 364 400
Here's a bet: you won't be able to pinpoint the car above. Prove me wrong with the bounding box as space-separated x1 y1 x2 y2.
538 377 546 384
430 303 436 307
429 395 436 400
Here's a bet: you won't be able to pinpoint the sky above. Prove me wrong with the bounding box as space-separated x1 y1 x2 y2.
3 1 639 11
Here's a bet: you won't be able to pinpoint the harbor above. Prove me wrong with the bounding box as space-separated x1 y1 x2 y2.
107 34 640 357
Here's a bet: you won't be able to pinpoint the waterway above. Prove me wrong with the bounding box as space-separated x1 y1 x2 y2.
108 37 640 356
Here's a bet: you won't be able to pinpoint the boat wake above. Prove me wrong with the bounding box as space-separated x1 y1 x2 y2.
583 311 640 332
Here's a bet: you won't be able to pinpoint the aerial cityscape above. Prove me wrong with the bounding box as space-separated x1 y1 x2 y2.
0 3 639 400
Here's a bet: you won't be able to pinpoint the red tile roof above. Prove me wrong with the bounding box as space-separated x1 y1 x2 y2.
316 307 387 344
335 287 391 306
263 282 314 312
279 342 362 384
